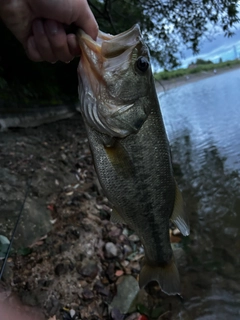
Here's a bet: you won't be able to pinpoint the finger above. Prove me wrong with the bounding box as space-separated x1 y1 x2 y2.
74 0 98 40
32 19 57 63
67 34 81 57
26 36 43 62
44 20 74 62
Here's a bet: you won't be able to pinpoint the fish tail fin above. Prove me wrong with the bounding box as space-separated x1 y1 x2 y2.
139 260 181 295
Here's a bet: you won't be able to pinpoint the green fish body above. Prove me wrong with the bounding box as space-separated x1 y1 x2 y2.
77 25 189 295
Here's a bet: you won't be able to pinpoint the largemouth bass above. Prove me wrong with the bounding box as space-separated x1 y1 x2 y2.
77 25 190 295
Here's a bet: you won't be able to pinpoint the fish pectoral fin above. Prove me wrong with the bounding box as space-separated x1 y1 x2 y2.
99 133 116 147
170 181 190 236
104 140 135 177
139 260 181 296
110 207 126 224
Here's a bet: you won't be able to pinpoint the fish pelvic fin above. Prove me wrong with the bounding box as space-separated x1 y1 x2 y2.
139 260 181 296
171 181 190 236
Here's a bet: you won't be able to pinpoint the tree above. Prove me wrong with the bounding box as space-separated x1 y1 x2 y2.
0 0 239 106
89 0 239 69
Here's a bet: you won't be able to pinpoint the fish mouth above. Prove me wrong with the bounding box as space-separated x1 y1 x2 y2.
78 23 141 60
77 24 142 89
77 24 147 137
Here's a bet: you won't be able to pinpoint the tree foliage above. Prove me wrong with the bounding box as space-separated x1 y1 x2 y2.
89 0 239 69
0 0 239 105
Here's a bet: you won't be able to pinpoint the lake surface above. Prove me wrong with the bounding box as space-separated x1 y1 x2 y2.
160 69 240 171
159 69 240 319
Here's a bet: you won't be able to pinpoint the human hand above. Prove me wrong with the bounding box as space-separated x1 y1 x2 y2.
0 0 98 62
0 300 45 320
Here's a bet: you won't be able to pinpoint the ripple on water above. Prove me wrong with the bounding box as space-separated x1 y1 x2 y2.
160 68 240 172
181 289 240 320
158 69 240 320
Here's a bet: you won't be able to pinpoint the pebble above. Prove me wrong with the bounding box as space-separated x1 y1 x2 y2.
54 263 67 276
78 259 98 279
125 313 141 320
110 275 139 314
128 234 140 242
59 243 71 253
123 244 132 255
172 228 181 236
70 309 76 318
109 226 122 238
105 242 118 258
82 287 94 300
94 280 110 296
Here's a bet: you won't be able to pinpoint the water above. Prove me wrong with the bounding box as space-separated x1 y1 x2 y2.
159 69 240 319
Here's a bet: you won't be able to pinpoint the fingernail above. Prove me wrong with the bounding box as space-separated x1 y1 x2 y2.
46 20 58 35
33 20 44 35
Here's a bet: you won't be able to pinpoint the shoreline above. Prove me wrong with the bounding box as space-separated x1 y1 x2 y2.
155 64 240 93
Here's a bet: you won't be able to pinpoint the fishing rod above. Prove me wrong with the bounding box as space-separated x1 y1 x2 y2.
0 177 32 280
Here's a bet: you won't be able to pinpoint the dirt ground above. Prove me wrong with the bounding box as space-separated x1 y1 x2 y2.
0 115 186 320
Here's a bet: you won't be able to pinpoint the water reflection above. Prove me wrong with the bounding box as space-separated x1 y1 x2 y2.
160 69 240 170
158 70 240 319
171 135 240 319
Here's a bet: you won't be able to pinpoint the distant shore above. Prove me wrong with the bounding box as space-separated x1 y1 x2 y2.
155 64 240 93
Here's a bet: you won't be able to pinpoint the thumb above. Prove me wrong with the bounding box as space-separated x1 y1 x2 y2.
72 0 98 40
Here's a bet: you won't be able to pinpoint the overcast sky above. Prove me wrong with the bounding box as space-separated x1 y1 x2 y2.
181 28 240 67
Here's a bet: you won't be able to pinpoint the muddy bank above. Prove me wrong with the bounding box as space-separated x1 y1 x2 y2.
0 116 188 320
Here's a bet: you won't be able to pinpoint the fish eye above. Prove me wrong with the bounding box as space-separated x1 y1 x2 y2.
136 56 149 73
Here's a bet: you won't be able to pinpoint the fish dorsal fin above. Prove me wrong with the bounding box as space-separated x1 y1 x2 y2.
110 207 126 224
170 181 190 236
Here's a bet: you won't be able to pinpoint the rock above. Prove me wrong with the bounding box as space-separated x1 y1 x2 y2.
48 298 61 316
224 227 238 238
21 290 48 307
125 313 141 320
129 234 140 242
94 281 110 296
58 243 71 253
105 242 118 258
82 287 94 300
123 245 132 255
78 259 98 279
61 153 67 164
110 275 139 314
109 226 122 238
122 228 129 237
70 309 76 318
172 228 181 236
111 308 125 320
106 262 116 282
54 263 67 276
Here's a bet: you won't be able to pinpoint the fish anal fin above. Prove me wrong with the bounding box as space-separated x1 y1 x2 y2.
110 207 126 224
171 181 190 236
139 260 181 296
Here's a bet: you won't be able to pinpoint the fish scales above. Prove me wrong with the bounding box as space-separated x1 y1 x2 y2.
77 24 190 295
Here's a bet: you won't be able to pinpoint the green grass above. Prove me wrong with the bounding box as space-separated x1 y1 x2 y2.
154 59 240 81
